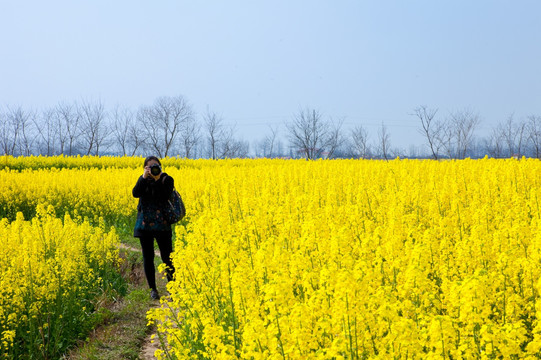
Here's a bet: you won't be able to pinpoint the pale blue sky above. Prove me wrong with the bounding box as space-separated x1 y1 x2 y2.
1 1 540 150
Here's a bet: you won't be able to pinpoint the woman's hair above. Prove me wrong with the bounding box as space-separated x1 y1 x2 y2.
144 156 161 167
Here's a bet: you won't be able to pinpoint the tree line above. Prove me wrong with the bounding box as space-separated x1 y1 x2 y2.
1 96 540 159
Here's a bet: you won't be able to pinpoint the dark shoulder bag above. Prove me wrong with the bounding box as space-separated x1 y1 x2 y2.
162 176 186 224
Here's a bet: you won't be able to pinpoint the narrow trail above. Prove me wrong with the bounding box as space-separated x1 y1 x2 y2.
118 243 162 360
118 243 160 256
140 325 160 360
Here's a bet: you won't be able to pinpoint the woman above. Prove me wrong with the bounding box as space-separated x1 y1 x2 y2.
132 156 175 300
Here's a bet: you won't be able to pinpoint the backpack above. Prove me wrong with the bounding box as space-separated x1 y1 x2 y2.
162 176 186 224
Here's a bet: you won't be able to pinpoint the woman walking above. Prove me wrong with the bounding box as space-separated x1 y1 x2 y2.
132 156 175 300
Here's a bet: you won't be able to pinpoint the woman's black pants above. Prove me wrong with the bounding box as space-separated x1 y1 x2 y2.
139 231 175 291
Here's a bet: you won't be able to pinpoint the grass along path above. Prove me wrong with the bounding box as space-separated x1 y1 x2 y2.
121 243 164 360
64 244 167 360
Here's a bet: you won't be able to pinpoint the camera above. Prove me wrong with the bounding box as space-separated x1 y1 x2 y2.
150 164 162 176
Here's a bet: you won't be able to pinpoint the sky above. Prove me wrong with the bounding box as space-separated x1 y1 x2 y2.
1 1 540 151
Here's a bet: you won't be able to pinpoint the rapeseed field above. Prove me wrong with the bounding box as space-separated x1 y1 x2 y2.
2 156 541 359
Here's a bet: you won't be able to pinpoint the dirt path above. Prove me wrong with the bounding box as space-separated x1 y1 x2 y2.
118 243 160 256
141 336 160 360
118 244 162 360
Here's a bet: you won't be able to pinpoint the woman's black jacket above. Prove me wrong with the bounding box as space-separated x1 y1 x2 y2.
132 173 174 237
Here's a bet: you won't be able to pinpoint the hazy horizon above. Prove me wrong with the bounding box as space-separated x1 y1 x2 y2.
1 1 540 151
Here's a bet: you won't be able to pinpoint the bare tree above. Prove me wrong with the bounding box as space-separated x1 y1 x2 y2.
257 137 286 158
413 106 442 159
527 115 541 158
111 105 130 155
201 108 249 159
35 108 58 156
498 114 528 158
489 114 527 158
203 107 223 160
178 114 200 158
127 122 146 156
236 140 251 158
485 127 505 158
255 125 279 158
324 118 344 158
111 105 144 156
55 101 81 155
0 105 35 155
139 96 193 157
219 125 250 158
350 125 370 159
515 121 527 158
448 109 480 159
0 108 21 155
80 99 108 155
286 108 331 160
0 107 11 155
439 121 455 159
377 122 391 160
223 137 250 158
264 125 279 158
500 114 515 157
16 107 35 156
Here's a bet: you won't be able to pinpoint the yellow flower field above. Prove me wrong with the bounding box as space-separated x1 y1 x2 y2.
0 206 121 359
147 158 541 359
1 156 541 359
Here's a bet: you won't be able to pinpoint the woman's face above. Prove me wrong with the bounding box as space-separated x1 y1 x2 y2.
146 159 160 168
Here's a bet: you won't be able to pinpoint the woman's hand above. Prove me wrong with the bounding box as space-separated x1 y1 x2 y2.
143 166 161 181
143 166 151 179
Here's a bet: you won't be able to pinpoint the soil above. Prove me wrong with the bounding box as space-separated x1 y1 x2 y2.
118 243 164 360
